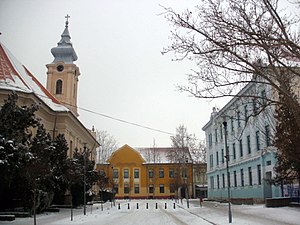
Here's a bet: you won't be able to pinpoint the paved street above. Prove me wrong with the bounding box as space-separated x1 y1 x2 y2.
0 200 212 225
1 199 299 225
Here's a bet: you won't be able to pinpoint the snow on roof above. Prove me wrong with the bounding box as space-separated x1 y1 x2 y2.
137 147 192 164
0 42 68 112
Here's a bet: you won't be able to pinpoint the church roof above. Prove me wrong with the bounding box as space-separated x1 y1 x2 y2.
51 16 78 63
0 42 68 112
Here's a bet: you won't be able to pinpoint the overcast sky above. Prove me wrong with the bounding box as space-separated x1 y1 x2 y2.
0 0 228 147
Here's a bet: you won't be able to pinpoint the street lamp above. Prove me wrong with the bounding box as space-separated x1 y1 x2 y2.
83 143 87 216
223 121 232 223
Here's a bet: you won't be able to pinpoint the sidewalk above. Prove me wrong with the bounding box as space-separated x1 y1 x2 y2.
180 199 300 225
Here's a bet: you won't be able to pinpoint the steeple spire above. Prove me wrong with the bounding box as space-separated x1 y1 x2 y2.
65 14 70 27
50 15 78 63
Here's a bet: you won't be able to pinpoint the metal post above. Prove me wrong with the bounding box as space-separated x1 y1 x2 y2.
83 143 87 215
223 121 232 223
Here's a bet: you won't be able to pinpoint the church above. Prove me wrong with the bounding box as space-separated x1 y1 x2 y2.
0 17 99 158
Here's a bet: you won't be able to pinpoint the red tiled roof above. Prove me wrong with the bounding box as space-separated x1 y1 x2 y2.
0 44 16 82
23 66 60 104
0 42 68 112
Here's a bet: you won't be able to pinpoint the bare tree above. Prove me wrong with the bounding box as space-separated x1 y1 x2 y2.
96 130 118 164
143 139 162 163
169 125 200 205
170 125 206 163
163 0 300 184
162 0 300 129
190 139 207 163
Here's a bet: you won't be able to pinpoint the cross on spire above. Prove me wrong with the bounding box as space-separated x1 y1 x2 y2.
65 14 70 27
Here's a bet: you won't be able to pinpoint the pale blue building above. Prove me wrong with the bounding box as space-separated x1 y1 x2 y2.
202 81 281 203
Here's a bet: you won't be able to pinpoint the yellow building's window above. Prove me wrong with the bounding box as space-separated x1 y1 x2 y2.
134 184 139 194
113 184 118 194
124 184 129 194
169 169 174 178
170 184 175 193
99 170 106 176
182 168 188 178
148 169 154 178
134 169 139 178
159 184 164 193
124 169 129 178
149 184 154 193
159 169 164 178
113 169 118 178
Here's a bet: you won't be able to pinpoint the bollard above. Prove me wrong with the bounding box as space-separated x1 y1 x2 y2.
146 203 148 209
165 203 167 209
173 203 175 209
155 202 158 209
118 203 120 210
137 203 139 209
128 203 130 209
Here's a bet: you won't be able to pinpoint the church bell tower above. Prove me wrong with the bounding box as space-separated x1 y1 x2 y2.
46 15 80 117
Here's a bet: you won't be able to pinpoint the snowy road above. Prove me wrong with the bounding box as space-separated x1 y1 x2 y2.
1 199 299 225
0 200 212 225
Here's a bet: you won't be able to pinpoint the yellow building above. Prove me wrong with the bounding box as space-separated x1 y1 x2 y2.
0 17 99 158
97 144 193 199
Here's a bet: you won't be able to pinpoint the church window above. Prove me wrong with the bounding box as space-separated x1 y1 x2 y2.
56 79 63 94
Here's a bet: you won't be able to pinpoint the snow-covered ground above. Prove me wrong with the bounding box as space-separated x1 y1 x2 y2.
1 199 299 225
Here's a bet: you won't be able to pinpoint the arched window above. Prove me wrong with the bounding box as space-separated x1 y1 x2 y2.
55 79 63 94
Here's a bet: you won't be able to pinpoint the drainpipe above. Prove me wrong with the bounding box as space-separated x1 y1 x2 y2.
52 113 57 139
261 149 266 200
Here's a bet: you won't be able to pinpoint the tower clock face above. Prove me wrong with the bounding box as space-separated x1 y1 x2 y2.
57 65 64 72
